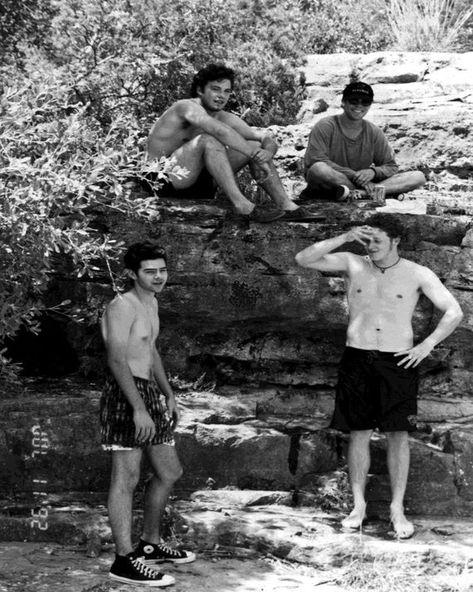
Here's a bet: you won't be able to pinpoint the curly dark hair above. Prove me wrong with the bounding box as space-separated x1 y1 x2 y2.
364 214 405 240
190 63 235 97
123 241 167 273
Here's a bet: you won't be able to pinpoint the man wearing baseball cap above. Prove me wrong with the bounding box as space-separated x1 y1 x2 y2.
302 81 425 202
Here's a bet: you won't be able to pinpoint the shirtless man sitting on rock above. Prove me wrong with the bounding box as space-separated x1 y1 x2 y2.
302 82 426 202
146 63 322 223
295 213 462 538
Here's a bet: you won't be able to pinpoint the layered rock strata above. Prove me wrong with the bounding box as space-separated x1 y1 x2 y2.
1 52 473 530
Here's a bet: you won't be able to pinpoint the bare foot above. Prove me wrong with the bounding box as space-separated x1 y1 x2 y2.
341 503 366 529
390 509 414 539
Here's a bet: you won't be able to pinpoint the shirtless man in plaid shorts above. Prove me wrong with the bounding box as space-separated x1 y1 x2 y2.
100 241 195 586
296 214 462 538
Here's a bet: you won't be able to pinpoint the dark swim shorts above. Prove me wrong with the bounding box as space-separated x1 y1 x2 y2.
330 347 419 433
100 375 175 449
141 168 216 199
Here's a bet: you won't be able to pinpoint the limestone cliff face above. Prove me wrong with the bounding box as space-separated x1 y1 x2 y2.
1 52 472 520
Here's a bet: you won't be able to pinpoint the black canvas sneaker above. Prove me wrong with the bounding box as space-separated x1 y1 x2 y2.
109 553 175 587
135 540 197 565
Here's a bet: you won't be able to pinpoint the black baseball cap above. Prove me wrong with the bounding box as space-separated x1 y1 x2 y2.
342 82 374 101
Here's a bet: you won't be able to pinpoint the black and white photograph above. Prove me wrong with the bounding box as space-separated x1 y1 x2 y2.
1 0 472 590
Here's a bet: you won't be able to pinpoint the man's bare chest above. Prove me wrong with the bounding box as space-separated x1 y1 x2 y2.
347 270 420 307
130 311 159 344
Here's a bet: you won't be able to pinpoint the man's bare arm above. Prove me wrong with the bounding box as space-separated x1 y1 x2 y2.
103 298 156 442
295 226 373 272
152 347 179 429
395 268 463 368
220 113 279 158
180 102 256 158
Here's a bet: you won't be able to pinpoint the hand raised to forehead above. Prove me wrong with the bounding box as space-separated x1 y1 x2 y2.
346 225 374 245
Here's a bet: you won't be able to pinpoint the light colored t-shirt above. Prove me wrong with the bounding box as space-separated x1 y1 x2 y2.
304 115 399 181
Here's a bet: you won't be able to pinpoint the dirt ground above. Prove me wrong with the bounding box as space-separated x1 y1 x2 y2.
2 527 473 592
0 543 327 592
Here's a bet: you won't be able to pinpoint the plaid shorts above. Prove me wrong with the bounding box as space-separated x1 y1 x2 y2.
100 375 175 449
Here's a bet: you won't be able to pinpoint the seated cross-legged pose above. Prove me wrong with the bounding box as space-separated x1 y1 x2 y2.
100 242 195 587
146 63 324 223
302 82 426 202
295 214 463 538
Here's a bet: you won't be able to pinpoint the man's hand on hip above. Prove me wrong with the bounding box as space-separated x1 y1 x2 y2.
394 340 435 368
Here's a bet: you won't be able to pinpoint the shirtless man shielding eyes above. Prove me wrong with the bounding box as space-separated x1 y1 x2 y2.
295 213 463 538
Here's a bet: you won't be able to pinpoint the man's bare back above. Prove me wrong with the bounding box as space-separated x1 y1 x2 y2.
101 291 159 379
345 256 422 352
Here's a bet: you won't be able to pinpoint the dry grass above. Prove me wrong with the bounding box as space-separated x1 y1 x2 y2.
337 548 472 592
387 0 473 51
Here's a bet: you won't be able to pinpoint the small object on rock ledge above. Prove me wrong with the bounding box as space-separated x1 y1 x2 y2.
431 524 455 536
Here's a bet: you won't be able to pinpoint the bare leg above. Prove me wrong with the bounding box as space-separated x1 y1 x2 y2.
306 162 355 191
386 431 413 538
342 430 372 528
141 444 183 544
306 164 425 196
108 449 142 555
170 134 254 214
227 142 297 211
379 171 425 195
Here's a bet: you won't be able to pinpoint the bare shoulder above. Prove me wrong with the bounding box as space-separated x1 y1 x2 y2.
176 98 206 117
347 253 370 273
217 110 242 125
404 260 439 283
312 115 336 133
105 292 138 320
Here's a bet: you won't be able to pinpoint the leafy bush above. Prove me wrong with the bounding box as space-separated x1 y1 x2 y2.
42 0 308 126
0 0 55 60
0 57 184 380
298 0 390 54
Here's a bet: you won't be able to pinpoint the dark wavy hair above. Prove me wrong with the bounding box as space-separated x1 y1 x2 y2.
123 241 167 273
190 63 235 97
364 213 405 240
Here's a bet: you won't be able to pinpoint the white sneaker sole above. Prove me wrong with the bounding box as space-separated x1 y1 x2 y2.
141 551 197 565
110 573 175 587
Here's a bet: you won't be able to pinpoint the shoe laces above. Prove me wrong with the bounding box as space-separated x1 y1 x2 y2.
157 543 181 557
131 557 162 578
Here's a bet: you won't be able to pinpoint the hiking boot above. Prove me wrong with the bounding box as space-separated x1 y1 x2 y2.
135 541 196 565
229 205 285 223
299 185 349 202
248 204 285 223
109 553 175 587
280 206 326 222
